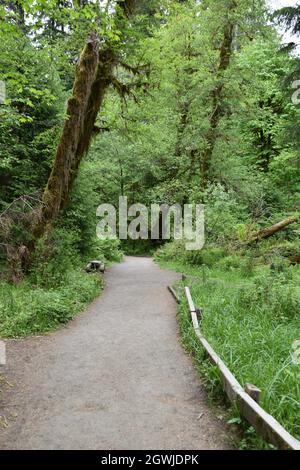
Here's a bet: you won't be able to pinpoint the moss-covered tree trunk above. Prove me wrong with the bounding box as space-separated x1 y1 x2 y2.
200 3 236 191
32 0 138 245
34 34 100 238
69 47 117 190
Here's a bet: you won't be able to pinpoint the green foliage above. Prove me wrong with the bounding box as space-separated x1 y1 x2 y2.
155 240 187 263
156 241 229 268
29 227 82 288
0 270 102 338
97 238 123 262
0 0 299 452
162 257 300 447
0 0 138 213
0 21 65 208
239 266 300 322
0 220 122 337
218 254 243 272
201 185 248 245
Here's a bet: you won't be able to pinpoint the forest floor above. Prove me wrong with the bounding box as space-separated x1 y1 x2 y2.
0 257 232 450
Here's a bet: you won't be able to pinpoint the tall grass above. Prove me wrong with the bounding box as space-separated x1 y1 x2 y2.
0 270 103 337
156 243 300 448
0 228 122 338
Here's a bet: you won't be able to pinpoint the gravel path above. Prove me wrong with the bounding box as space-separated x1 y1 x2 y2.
0 257 231 450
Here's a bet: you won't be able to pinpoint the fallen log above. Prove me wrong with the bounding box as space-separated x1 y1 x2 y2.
247 215 299 245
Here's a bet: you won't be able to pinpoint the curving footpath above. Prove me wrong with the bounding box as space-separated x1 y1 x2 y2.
0 257 231 450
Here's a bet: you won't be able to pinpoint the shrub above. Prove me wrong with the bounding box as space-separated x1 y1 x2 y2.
97 238 123 262
29 227 81 288
155 240 187 263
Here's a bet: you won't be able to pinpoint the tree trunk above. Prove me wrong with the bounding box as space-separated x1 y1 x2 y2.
32 0 138 242
34 33 100 238
70 47 117 183
247 216 299 244
200 3 236 191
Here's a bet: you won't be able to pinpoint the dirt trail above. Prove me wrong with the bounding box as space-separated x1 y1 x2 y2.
0 257 231 450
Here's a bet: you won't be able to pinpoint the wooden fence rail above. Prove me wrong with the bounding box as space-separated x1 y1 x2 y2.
169 284 300 450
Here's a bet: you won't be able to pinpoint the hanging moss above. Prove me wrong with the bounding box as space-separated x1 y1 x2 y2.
28 0 139 263
34 35 100 238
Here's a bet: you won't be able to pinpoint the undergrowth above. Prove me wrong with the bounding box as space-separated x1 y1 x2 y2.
0 228 122 338
156 241 300 449
0 270 103 338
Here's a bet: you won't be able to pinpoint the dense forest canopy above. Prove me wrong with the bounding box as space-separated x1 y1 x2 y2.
0 0 300 448
0 0 298 282
0 1 299 238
